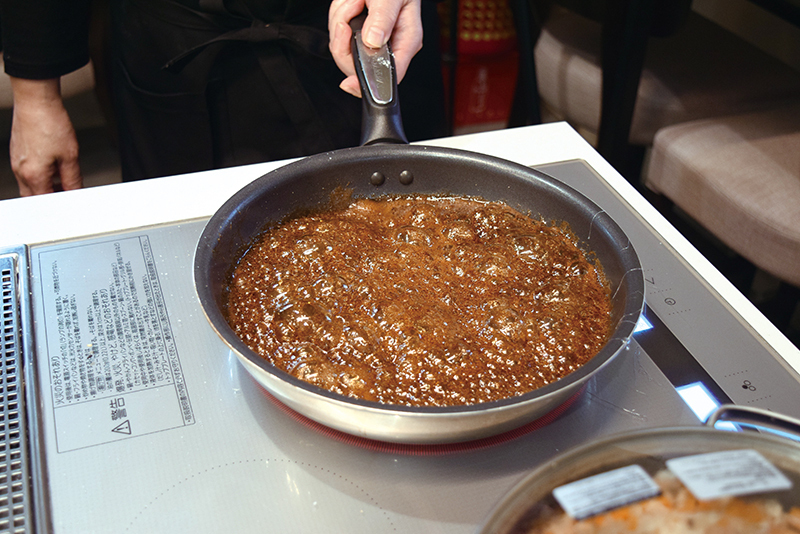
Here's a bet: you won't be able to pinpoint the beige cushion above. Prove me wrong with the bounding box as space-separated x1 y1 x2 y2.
535 6 800 145
645 101 800 287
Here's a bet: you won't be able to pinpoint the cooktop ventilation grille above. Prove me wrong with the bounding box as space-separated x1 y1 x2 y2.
0 255 32 534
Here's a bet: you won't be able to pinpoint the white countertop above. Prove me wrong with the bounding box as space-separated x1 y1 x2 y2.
3 121 798 369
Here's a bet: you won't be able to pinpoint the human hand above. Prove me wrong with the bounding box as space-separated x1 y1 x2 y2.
329 0 423 97
9 77 83 196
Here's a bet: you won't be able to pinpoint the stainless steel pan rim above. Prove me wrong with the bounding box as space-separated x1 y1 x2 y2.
194 143 644 444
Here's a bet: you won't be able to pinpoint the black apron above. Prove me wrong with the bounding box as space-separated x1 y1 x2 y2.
110 0 362 181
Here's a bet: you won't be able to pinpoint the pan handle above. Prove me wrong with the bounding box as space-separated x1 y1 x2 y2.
349 11 409 146
707 404 800 440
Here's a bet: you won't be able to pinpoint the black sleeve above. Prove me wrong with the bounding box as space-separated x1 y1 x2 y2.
0 0 92 79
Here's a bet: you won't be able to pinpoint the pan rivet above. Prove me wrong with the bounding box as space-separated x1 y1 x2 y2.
370 172 385 186
399 170 414 185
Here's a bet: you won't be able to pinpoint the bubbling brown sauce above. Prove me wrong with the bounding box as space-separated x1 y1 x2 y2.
226 194 612 407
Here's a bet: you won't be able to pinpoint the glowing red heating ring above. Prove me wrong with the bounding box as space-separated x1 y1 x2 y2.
258 383 585 455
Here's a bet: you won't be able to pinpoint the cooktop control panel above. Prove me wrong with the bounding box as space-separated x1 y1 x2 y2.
536 160 800 418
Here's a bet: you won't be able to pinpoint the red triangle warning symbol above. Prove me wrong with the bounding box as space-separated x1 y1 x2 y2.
112 420 132 435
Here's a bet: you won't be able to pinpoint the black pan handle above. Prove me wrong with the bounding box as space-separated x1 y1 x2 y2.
349 11 409 146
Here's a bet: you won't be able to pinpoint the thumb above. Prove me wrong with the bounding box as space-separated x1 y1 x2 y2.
361 0 401 48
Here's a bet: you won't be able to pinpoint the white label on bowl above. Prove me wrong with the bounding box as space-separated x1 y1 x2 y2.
552 464 660 520
666 449 792 501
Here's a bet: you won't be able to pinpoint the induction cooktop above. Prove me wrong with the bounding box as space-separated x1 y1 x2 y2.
1 159 798 533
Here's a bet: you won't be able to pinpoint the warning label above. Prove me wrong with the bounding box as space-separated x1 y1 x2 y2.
38 236 194 452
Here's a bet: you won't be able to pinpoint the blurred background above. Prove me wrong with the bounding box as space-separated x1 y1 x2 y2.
1 0 798 349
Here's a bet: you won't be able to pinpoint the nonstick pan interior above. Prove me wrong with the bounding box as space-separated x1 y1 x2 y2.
194 143 644 443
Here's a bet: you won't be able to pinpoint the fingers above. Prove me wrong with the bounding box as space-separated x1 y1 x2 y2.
11 146 83 196
12 157 57 197
8 77 84 196
371 0 422 83
329 0 366 92
329 0 423 96
58 157 84 192
339 75 362 98
360 0 402 48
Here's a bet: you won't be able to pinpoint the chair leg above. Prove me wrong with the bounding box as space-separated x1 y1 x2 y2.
640 186 674 215
442 0 459 136
643 189 799 350
643 191 758 295
758 282 800 334
508 0 543 127
596 0 656 175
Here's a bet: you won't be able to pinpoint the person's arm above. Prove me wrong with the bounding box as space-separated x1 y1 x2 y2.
1 0 91 195
9 77 82 196
328 0 423 97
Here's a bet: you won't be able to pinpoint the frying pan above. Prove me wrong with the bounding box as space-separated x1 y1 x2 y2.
193 15 644 444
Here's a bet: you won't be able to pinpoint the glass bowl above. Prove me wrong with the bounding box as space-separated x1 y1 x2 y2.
481 405 800 533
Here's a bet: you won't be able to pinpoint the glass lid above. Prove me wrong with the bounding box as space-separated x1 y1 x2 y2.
481 406 800 534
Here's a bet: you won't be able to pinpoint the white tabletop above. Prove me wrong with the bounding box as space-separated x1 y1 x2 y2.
3 121 798 368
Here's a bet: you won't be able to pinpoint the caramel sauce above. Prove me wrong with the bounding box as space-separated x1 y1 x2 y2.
226 195 612 407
